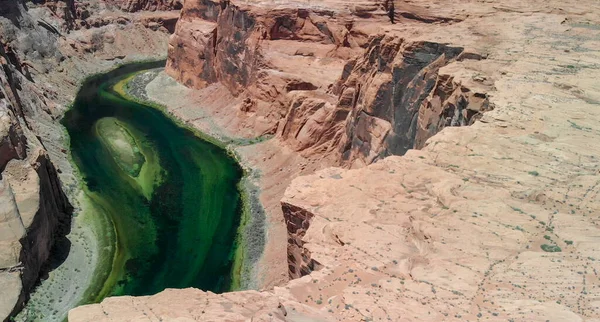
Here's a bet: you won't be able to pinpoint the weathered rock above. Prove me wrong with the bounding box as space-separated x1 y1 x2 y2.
69 288 328 322
336 36 495 166
166 1 492 166
117 0 183 12
71 0 600 321
0 27 72 318
166 0 366 138
281 202 321 279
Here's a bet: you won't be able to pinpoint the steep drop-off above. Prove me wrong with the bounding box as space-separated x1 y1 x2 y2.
62 62 244 300
165 0 493 168
164 1 495 280
334 36 494 166
0 19 72 320
71 0 600 321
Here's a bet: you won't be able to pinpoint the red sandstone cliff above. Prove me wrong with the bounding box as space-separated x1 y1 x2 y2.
166 0 493 168
69 0 600 320
115 0 183 12
165 0 495 278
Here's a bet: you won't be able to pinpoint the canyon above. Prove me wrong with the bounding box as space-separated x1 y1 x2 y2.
0 0 180 320
0 0 599 321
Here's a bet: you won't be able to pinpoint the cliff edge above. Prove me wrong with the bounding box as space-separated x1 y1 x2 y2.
71 0 600 320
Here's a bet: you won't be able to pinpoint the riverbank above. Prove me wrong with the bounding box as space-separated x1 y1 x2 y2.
14 62 168 322
15 61 250 321
72 62 248 295
120 68 268 290
0 1 183 320
124 69 335 290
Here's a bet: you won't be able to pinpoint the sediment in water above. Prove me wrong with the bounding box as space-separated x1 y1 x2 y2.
18 61 253 321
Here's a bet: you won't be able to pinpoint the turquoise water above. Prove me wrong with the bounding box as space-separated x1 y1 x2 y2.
62 62 244 300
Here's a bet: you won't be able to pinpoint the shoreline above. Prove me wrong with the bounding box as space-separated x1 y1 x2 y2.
119 68 267 291
128 68 331 291
16 60 251 322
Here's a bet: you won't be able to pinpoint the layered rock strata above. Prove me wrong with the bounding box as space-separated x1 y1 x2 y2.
115 0 183 13
281 202 321 279
0 36 72 319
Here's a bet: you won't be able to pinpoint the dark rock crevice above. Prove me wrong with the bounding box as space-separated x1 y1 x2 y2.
281 202 321 279
11 152 73 320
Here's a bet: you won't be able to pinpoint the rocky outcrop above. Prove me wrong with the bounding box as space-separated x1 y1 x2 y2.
167 0 354 91
30 0 181 32
0 26 72 318
166 0 492 165
69 288 329 321
166 0 367 136
116 0 183 12
68 0 600 320
335 36 494 167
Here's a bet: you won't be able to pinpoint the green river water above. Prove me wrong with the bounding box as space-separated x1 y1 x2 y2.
62 61 244 300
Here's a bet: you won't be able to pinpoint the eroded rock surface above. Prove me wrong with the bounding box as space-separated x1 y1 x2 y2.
112 0 183 12
0 33 72 319
68 288 330 322
71 0 600 321
166 0 495 166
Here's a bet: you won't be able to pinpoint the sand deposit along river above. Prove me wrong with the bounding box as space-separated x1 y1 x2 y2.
19 62 245 321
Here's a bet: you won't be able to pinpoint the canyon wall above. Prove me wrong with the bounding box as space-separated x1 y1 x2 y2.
281 202 321 279
0 24 72 318
0 0 177 319
115 0 183 12
166 0 369 136
69 0 600 320
166 0 493 168
165 0 494 279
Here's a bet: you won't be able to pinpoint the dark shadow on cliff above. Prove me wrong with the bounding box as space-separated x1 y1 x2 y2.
38 229 72 279
30 155 75 285
0 0 27 26
8 157 74 321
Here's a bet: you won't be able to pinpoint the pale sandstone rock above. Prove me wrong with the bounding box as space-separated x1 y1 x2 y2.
0 272 22 319
69 288 329 322
0 179 26 270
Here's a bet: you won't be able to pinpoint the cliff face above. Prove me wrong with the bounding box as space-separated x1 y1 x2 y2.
166 0 367 136
335 36 494 167
70 0 600 320
166 0 492 165
0 28 72 318
164 1 495 283
281 202 321 279
116 0 183 12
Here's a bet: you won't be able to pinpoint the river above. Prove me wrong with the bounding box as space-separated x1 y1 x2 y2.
17 62 246 321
